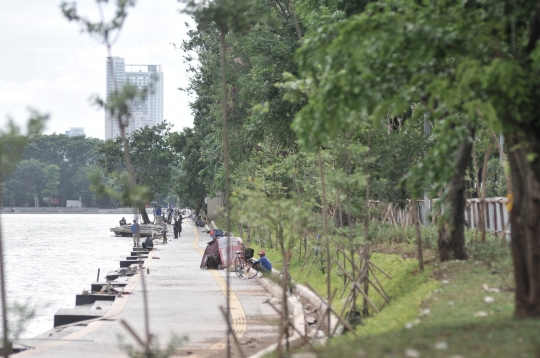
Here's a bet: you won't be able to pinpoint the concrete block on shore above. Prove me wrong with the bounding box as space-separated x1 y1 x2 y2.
54 308 105 327
75 294 116 306
126 256 148 260
120 260 144 267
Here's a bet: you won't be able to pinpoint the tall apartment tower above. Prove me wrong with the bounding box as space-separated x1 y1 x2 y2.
105 57 164 140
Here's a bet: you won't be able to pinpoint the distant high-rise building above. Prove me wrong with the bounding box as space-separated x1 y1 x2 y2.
105 57 164 140
65 127 85 137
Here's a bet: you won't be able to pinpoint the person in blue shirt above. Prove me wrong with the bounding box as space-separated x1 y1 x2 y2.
155 206 162 224
252 250 272 274
131 220 140 247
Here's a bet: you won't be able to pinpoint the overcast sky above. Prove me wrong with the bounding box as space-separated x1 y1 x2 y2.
0 0 194 139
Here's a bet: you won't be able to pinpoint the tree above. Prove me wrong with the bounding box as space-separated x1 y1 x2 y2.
285 0 540 317
97 122 177 223
72 165 99 207
7 159 46 206
41 164 60 206
21 134 103 206
169 128 208 212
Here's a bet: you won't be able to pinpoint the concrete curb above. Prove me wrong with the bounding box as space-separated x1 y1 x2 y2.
295 284 340 334
269 267 339 334
249 278 306 358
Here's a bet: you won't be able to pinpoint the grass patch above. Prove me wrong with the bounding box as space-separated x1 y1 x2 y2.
219 221 529 357
312 260 540 358
246 240 430 319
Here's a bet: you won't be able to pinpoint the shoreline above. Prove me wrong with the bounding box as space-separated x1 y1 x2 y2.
2 208 154 214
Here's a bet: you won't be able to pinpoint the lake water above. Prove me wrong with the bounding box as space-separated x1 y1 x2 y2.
1 214 137 338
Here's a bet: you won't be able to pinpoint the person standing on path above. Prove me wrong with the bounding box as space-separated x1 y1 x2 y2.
131 220 140 247
177 215 186 237
155 206 162 224
173 218 180 239
162 221 168 243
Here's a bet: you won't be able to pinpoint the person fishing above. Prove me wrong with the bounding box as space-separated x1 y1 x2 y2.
173 218 180 239
167 206 173 224
251 250 272 275
142 235 154 250
177 215 187 237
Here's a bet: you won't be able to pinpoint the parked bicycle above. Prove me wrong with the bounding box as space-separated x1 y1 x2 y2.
234 244 258 279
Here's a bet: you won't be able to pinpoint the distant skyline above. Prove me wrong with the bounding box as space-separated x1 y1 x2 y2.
0 0 194 139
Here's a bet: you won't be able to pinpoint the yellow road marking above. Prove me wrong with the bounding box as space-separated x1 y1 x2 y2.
192 226 247 356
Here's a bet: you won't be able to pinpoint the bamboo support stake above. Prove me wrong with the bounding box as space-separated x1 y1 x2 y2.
382 204 391 224
325 248 340 283
305 254 317 279
305 285 358 337
267 303 313 349
317 148 331 339
390 207 399 230
309 289 336 339
368 261 392 279
368 265 391 302
353 283 380 314
300 247 313 272
335 259 388 304
366 275 390 304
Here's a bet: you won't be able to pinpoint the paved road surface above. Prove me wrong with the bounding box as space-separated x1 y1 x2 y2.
16 224 279 357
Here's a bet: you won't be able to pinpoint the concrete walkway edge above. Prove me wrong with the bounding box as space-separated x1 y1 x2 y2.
249 278 305 358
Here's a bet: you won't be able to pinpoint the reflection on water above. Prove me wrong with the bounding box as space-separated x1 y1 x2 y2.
1 214 136 338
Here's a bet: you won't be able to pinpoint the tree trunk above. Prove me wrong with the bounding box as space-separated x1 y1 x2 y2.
438 124 475 261
507 133 540 318
139 205 151 224
412 200 424 271
479 143 492 242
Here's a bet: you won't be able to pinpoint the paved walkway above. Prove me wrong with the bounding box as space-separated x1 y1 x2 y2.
16 224 279 357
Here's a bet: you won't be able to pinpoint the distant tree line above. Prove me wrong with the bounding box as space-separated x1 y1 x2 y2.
1 123 180 209
1 134 106 207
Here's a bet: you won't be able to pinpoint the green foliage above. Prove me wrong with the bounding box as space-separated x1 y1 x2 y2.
486 159 506 197
2 134 107 207
0 111 47 178
182 0 260 34
354 258 437 337
61 0 135 44
96 122 177 206
369 222 438 249
8 301 36 340
40 164 60 206
169 128 211 209
466 233 513 284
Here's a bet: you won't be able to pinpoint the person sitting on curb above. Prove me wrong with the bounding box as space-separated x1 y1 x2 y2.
142 235 154 250
251 250 272 275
